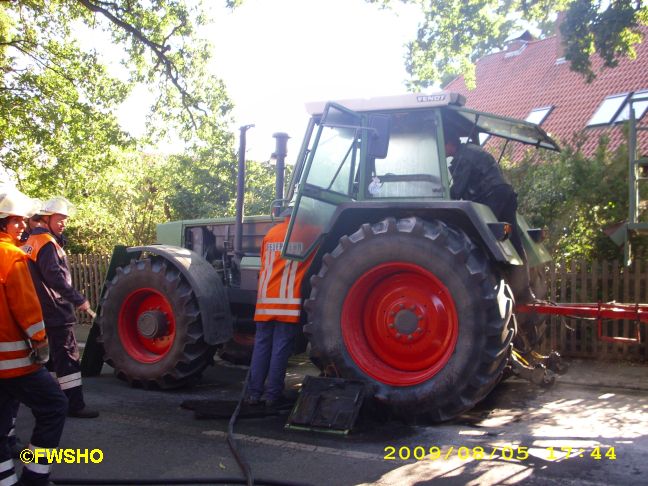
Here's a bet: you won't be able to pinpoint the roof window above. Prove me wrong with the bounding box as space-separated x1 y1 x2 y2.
587 93 630 126
587 91 648 127
525 106 553 125
613 90 648 123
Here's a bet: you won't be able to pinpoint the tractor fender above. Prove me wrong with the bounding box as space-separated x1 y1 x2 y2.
317 201 524 267
128 245 232 346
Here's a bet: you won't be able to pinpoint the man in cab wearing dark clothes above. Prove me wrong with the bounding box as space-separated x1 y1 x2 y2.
21 197 98 419
445 134 534 303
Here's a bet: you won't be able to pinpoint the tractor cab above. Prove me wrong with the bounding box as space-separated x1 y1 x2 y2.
282 92 559 262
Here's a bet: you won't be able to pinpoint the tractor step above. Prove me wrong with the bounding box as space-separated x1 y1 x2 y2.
285 376 365 435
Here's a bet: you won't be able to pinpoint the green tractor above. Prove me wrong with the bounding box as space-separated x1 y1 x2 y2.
89 92 559 421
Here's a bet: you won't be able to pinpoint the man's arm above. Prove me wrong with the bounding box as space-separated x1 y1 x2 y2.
36 242 87 307
7 259 47 344
449 154 471 200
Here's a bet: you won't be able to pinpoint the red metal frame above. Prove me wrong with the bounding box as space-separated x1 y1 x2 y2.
517 302 648 344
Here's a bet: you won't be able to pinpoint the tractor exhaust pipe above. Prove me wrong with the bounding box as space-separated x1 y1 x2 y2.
272 132 289 216
234 124 254 255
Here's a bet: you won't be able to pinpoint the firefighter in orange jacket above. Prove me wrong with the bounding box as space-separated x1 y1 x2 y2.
246 208 315 408
22 197 98 419
0 190 68 486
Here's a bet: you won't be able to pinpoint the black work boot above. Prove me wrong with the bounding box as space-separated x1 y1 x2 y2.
68 407 99 418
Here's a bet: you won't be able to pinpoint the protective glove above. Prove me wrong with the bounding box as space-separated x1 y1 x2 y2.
31 340 50 364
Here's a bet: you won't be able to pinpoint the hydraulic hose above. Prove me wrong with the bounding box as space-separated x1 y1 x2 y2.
228 367 254 486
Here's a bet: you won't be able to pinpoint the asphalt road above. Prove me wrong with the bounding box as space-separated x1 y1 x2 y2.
13 356 648 486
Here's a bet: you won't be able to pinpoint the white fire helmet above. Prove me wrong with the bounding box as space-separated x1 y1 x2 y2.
0 190 40 219
38 196 76 217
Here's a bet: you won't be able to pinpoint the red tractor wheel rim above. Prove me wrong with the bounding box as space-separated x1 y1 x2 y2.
341 262 458 386
118 288 176 363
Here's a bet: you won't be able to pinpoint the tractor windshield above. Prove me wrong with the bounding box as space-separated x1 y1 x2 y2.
367 110 445 199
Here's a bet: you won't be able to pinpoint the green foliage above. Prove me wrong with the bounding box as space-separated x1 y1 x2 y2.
158 147 237 222
239 161 286 217
1 1 132 194
503 133 645 263
1 1 241 253
64 151 170 253
562 0 645 82
368 0 647 88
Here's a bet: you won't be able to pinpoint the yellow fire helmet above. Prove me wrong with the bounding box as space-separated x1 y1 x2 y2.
39 196 77 217
0 190 40 219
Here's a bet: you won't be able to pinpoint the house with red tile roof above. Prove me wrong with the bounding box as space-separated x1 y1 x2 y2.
445 26 648 157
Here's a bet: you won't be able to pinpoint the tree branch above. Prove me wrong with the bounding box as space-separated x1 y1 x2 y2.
76 0 200 128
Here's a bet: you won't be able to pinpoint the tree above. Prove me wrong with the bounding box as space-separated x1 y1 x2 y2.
0 1 241 252
64 151 170 253
369 1 648 89
503 133 645 262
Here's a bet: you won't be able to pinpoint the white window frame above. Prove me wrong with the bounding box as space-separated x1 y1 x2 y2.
587 93 630 126
525 106 553 125
614 90 648 123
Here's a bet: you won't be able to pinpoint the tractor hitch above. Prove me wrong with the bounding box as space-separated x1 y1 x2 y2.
509 348 567 387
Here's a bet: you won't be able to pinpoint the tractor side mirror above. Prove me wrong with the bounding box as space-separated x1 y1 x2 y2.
367 115 390 159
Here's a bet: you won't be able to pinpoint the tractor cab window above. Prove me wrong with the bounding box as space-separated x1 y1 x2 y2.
283 104 361 260
305 110 360 197
369 111 444 198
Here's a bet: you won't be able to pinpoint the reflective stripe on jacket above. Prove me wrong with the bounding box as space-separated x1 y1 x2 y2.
21 229 85 327
253 218 315 323
0 233 47 379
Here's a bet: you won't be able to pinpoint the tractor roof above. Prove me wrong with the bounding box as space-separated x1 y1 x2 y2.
305 91 560 152
305 92 466 115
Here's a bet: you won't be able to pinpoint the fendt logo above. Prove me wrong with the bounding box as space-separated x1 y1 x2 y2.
416 95 446 103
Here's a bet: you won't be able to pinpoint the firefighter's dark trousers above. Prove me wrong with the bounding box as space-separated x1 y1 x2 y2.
0 367 68 486
46 325 86 413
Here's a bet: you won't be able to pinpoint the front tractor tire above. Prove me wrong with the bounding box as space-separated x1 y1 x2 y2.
304 217 514 422
99 258 215 389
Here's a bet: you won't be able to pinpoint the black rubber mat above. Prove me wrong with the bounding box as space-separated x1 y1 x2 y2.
180 399 293 419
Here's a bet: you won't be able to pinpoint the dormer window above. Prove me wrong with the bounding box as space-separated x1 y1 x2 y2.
504 43 527 58
525 107 553 125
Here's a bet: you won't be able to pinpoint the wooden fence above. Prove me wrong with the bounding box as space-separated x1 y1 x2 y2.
68 254 112 325
540 259 648 361
67 255 648 361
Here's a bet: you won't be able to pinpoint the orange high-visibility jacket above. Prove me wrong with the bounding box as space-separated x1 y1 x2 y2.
254 218 316 323
21 231 66 260
0 233 47 379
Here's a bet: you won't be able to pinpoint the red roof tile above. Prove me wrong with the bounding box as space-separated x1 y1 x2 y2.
445 27 648 157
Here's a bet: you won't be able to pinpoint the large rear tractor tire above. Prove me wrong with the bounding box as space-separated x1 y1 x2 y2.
514 266 549 353
304 217 514 422
99 257 216 388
